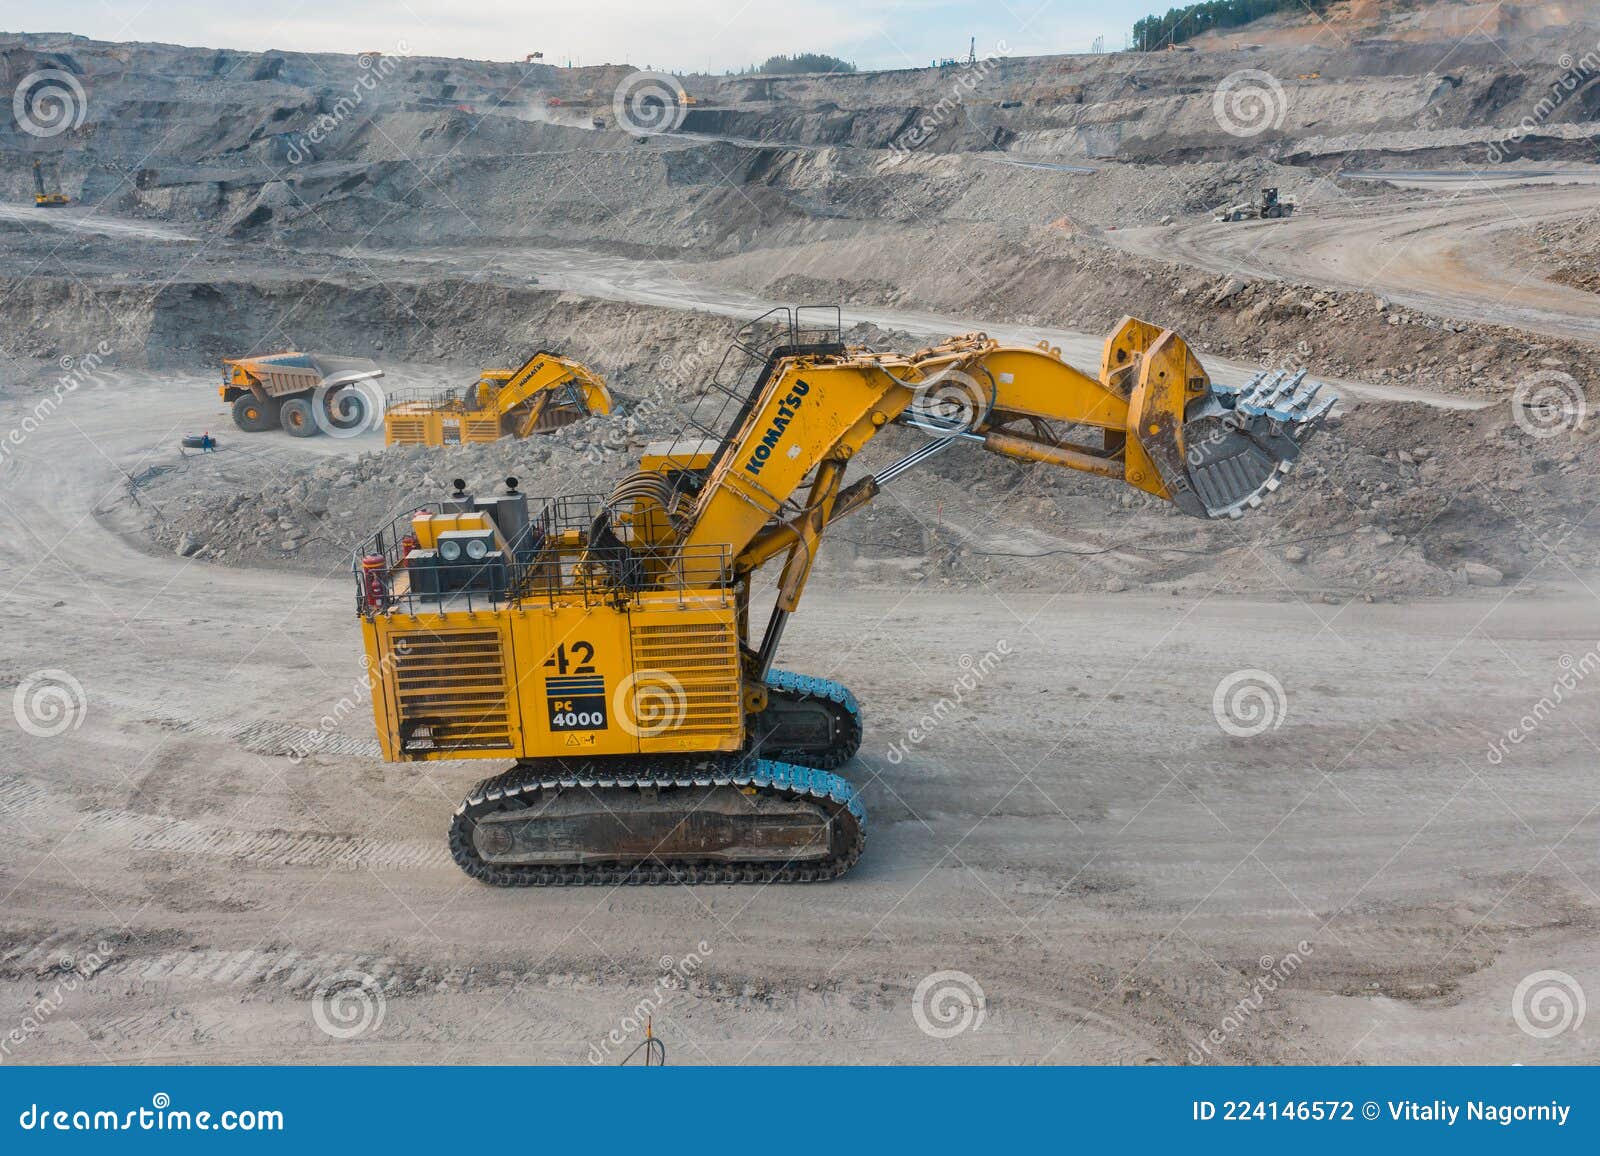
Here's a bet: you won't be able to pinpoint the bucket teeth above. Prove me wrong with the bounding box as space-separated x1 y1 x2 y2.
1182 370 1337 519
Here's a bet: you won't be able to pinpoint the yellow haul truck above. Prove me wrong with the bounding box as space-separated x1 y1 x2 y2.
383 351 611 447
353 307 1334 886
222 352 384 437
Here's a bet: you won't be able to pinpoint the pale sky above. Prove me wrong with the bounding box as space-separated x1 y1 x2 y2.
5 0 1160 71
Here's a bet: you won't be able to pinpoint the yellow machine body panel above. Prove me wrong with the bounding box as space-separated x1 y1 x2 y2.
361 592 743 764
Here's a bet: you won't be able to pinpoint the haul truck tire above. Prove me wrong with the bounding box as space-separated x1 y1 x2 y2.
281 396 319 437
324 387 368 432
231 393 280 432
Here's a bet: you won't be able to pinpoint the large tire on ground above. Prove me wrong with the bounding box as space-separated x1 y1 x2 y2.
231 393 279 433
323 387 368 433
280 396 319 437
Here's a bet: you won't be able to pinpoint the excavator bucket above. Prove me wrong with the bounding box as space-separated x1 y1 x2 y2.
1119 321 1335 520
1180 368 1334 519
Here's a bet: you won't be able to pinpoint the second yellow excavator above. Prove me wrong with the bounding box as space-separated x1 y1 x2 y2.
353 307 1333 885
383 351 611 447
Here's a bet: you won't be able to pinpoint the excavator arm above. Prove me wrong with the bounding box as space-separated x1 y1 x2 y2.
589 315 1332 679
666 318 1329 592
492 351 612 437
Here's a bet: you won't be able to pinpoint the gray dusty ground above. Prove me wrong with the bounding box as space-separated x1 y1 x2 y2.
1 361 1596 1066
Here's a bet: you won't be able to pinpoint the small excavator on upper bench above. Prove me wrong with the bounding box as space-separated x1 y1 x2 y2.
33 160 69 207
352 307 1333 885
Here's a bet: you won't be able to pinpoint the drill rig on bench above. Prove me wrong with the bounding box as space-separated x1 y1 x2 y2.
354 307 1333 885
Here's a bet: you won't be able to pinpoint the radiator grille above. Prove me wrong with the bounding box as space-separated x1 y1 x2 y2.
385 415 428 445
387 629 515 753
628 620 741 740
463 415 501 442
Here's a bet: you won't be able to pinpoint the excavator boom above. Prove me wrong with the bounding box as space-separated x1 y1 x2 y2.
353 308 1334 886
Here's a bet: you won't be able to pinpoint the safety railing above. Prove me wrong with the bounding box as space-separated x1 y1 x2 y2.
384 387 468 414
353 493 732 617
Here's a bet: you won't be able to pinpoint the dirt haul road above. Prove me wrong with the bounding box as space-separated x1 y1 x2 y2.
365 243 1492 411
1 369 1594 1065
1108 181 1600 346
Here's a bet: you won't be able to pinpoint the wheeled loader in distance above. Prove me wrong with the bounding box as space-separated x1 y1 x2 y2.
383 351 611 447
222 352 384 437
353 307 1334 886
1213 187 1296 222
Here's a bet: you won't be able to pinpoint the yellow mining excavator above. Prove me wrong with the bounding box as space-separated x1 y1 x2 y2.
32 160 68 207
353 308 1333 885
383 351 611 447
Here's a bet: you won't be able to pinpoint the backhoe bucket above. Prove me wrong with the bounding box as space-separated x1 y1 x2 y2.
1120 322 1337 521
1179 368 1335 519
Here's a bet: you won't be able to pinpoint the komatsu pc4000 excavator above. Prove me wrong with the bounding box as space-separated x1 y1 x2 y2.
354 308 1333 885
